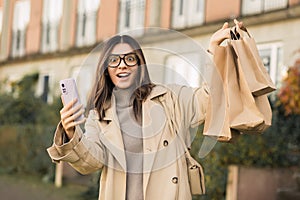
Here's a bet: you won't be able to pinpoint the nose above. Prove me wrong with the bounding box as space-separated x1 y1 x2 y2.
118 59 128 69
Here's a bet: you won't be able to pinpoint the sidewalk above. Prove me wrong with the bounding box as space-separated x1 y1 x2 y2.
0 173 88 200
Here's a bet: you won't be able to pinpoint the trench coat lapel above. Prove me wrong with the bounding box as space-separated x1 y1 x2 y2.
99 95 127 171
142 85 168 196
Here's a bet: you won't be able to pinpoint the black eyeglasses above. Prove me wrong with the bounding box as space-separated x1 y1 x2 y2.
107 53 139 68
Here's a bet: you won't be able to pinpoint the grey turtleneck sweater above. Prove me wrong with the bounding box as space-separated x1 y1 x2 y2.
113 87 144 200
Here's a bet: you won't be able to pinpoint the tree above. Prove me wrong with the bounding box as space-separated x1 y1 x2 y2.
278 58 300 115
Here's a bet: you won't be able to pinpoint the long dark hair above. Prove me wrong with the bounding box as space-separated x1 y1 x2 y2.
88 35 155 122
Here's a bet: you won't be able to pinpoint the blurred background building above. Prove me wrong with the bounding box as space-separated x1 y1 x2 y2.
0 0 300 199
0 0 300 103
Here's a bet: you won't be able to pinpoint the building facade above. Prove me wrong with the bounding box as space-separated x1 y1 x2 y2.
0 0 300 103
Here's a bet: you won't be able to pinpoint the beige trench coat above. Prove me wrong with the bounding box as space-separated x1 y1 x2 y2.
47 84 209 200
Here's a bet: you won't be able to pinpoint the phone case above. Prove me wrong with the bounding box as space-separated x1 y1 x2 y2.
59 78 84 121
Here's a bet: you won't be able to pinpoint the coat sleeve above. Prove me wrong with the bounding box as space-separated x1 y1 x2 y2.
160 84 210 148
47 110 107 175
169 84 210 129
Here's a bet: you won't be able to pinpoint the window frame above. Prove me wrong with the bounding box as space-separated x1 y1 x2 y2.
41 0 63 53
11 0 31 58
76 0 100 47
257 42 283 86
241 0 288 16
171 0 205 29
118 0 146 36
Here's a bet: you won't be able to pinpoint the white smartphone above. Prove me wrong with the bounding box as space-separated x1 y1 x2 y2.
59 78 84 121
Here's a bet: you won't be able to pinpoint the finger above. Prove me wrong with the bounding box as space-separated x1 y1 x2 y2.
64 122 76 131
60 98 78 114
222 22 229 29
60 106 74 120
73 108 85 121
234 19 244 29
60 96 78 110
64 108 85 124
61 103 83 121
65 118 86 130
224 28 231 39
234 19 239 24
76 117 86 125
65 98 78 110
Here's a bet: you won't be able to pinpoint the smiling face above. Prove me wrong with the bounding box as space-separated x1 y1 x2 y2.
107 43 139 89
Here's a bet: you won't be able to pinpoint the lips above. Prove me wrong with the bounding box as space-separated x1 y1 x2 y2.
117 72 130 78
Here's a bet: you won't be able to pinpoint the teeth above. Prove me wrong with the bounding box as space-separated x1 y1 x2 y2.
117 73 129 77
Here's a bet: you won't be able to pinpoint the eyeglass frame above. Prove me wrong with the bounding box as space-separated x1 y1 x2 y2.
106 52 140 68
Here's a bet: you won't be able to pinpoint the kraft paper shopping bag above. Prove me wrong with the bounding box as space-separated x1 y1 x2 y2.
230 26 276 96
203 45 271 141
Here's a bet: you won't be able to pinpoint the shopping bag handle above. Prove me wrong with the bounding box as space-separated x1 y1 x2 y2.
230 29 239 40
232 19 251 39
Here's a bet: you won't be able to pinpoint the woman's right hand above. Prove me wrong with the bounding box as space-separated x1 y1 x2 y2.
60 98 86 140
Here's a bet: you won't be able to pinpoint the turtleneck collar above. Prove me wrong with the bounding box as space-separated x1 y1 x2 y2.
113 86 136 108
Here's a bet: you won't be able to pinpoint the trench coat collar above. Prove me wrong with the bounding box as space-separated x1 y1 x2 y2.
148 84 168 100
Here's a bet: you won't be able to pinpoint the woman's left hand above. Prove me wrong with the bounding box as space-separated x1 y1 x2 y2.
208 22 230 55
208 19 244 55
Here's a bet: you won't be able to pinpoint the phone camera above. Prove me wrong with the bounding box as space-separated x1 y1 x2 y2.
61 83 67 93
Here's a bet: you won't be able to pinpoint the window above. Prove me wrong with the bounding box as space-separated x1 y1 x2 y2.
164 53 202 87
41 75 49 102
172 0 205 29
76 0 101 47
257 42 283 87
11 0 30 58
36 73 53 103
41 0 63 53
242 0 288 16
264 0 288 11
119 0 145 36
241 0 262 15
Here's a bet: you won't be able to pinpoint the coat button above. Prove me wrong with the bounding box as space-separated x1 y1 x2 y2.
163 140 169 147
172 177 178 184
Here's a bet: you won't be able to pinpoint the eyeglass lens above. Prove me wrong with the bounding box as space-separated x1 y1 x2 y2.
108 53 138 67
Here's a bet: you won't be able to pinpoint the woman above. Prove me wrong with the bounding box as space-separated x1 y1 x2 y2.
47 22 235 200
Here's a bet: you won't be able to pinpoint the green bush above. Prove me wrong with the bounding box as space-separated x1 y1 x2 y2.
0 74 61 125
0 73 61 176
0 124 56 174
